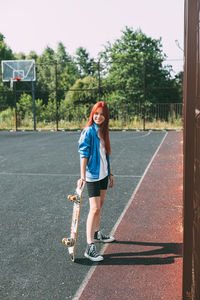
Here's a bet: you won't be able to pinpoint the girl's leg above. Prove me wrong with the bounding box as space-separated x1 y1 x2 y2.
86 196 101 244
94 189 107 232
93 189 115 243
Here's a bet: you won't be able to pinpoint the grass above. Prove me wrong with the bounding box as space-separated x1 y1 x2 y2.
0 113 183 131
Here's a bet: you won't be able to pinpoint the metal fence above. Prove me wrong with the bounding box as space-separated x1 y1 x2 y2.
0 57 183 131
0 102 183 131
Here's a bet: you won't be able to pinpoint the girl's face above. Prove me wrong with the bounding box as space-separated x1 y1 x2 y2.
93 107 105 126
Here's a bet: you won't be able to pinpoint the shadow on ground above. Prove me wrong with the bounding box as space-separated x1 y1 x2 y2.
75 240 183 266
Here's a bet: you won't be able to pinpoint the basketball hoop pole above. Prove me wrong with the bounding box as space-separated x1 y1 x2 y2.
11 77 21 131
14 80 17 131
32 81 36 131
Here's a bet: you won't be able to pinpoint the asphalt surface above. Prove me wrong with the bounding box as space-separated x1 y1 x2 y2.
0 130 172 300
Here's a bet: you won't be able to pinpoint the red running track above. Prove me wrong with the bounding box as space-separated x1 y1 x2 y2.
76 131 183 300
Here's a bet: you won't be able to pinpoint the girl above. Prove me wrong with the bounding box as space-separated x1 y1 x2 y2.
78 101 115 262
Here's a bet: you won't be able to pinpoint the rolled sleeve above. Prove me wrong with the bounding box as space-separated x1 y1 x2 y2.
78 128 91 158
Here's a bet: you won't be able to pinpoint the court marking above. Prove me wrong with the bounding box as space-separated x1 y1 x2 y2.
115 130 152 140
110 131 158 165
0 172 81 177
73 131 168 300
0 172 142 178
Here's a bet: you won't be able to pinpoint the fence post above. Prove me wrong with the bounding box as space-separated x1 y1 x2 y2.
55 61 59 131
32 81 36 131
142 58 146 130
182 0 197 298
14 81 18 131
170 103 175 123
97 59 101 102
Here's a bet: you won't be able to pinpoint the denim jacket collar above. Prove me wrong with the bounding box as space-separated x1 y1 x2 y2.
92 122 99 136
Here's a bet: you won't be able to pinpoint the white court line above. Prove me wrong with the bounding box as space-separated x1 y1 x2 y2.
115 174 141 178
0 172 142 178
111 130 152 142
111 131 158 165
0 172 80 177
73 131 168 300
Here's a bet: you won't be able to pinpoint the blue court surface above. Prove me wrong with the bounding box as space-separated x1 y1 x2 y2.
0 130 166 300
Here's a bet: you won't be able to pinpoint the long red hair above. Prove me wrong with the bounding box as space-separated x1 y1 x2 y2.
85 101 111 155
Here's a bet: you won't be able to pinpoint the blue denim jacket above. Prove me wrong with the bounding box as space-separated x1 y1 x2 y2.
78 123 110 180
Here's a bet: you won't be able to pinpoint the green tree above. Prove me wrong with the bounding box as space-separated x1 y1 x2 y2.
75 47 96 77
174 71 183 101
100 27 181 105
56 42 71 63
27 51 38 61
60 76 98 120
14 52 26 60
0 33 14 60
55 42 79 100
36 44 79 106
36 46 56 99
0 33 15 107
64 76 98 105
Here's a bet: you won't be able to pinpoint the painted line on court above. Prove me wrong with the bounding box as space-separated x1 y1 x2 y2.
122 130 152 139
0 172 80 177
0 172 142 178
73 131 168 300
111 131 159 165
115 174 141 178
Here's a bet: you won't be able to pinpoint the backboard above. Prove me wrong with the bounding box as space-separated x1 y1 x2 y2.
1 59 36 82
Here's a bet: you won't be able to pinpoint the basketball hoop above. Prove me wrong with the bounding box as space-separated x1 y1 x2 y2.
10 77 21 89
12 77 21 81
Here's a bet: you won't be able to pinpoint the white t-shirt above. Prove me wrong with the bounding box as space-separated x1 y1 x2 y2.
86 138 108 182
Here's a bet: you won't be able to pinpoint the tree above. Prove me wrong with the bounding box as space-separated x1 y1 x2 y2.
0 33 15 107
56 42 71 63
55 42 79 101
35 46 58 105
36 44 79 106
100 27 181 105
14 52 26 60
75 47 96 77
27 51 38 61
64 76 98 106
0 33 14 61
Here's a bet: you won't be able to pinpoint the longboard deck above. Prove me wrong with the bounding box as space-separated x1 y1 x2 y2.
62 181 86 262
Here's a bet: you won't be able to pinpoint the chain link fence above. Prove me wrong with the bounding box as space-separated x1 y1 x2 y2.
0 58 183 131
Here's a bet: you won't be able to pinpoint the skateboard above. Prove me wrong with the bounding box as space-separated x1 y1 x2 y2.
62 181 86 262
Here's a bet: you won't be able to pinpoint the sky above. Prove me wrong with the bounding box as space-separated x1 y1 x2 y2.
0 0 184 73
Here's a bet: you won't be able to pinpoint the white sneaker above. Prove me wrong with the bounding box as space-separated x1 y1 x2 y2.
84 243 104 262
94 230 115 243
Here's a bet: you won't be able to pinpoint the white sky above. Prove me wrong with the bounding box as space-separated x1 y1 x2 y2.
0 0 184 73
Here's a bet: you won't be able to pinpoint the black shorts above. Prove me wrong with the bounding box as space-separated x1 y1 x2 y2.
86 176 108 198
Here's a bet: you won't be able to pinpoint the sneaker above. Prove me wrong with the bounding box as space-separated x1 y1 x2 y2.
94 230 115 243
84 243 104 262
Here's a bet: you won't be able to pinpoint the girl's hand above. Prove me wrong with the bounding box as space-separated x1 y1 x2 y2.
109 174 114 188
77 178 85 189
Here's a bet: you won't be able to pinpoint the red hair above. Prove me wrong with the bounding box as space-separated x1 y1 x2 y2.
85 101 111 154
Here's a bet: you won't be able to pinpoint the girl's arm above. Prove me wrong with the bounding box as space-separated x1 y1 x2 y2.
109 171 114 188
80 157 88 180
77 157 88 189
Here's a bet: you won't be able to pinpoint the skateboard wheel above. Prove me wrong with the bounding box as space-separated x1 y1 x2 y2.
62 238 71 246
68 195 78 202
